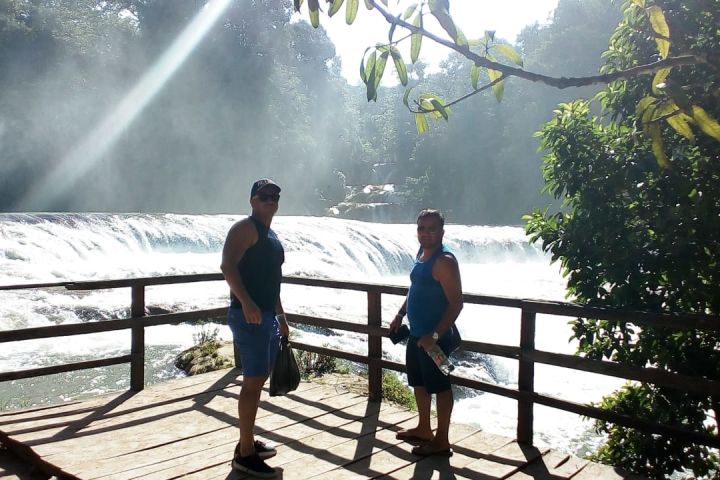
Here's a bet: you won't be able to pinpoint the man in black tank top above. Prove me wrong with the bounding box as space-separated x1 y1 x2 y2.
221 178 289 478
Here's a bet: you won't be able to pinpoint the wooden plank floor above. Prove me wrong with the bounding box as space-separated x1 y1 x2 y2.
0 368 645 479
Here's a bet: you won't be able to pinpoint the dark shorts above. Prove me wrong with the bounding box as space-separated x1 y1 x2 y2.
406 336 452 394
227 307 280 377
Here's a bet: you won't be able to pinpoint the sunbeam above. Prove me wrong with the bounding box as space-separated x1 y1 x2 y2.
15 0 233 211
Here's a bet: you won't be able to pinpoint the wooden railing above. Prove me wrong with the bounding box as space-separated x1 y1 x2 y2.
2 274 719 450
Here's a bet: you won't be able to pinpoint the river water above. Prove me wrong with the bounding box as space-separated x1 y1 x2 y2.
0 213 621 456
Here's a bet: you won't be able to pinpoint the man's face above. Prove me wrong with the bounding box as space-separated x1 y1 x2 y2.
250 186 280 215
416 215 443 249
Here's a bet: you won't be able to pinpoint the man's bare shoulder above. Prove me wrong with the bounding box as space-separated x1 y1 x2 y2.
437 252 459 267
226 217 257 245
229 217 253 232
433 252 460 278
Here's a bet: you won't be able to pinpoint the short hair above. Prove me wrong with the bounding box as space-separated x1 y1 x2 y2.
416 209 445 227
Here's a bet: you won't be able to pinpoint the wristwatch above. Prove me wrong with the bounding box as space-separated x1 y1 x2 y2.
431 331 439 341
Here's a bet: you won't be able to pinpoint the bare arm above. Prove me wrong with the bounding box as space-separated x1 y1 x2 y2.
220 219 261 324
417 253 463 350
389 297 408 332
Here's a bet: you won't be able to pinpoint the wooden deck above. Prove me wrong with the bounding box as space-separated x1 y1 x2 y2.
0 369 644 480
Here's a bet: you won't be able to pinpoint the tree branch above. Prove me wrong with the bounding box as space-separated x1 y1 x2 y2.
367 0 707 89
409 74 506 113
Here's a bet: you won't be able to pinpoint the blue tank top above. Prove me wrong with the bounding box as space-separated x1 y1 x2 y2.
230 216 284 312
407 244 455 338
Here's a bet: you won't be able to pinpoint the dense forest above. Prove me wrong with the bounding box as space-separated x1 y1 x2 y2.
0 0 620 224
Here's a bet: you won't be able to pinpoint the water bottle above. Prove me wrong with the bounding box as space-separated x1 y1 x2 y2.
426 344 454 376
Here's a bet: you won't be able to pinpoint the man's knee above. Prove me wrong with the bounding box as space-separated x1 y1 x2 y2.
241 375 268 391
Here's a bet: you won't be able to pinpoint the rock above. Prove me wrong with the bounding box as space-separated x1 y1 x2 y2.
175 341 235 375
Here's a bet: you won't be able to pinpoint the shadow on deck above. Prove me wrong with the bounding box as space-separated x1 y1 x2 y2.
0 368 644 480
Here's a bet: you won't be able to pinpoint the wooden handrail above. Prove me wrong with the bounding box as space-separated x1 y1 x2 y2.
2 273 719 450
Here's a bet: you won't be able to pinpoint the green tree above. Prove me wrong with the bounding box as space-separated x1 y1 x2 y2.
525 0 720 477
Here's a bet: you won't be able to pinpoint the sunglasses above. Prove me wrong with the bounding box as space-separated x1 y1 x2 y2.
417 225 440 233
257 193 280 203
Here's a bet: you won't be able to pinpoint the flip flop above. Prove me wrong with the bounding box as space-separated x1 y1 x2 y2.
411 444 454 457
396 431 433 443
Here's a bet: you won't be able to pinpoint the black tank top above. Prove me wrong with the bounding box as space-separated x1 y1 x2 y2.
230 216 284 311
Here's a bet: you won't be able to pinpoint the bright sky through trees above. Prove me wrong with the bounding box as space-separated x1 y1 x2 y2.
294 0 559 85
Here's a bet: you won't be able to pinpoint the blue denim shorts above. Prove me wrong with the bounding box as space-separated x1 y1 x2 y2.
227 307 280 377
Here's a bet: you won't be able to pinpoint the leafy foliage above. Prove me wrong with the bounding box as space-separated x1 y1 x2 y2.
297 0 719 148
296 349 342 378
526 0 720 476
382 371 416 410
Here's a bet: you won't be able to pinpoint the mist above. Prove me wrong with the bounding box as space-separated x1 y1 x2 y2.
0 0 621 224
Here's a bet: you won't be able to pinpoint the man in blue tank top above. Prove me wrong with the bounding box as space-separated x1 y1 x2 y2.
221 178 289 478
389 209 463 457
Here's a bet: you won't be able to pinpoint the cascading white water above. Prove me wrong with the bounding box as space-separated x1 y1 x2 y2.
0 213 619 455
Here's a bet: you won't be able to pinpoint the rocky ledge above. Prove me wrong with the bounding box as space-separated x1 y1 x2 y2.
175 340 235 376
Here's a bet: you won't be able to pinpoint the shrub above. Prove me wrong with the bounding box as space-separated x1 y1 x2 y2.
382 372 416 411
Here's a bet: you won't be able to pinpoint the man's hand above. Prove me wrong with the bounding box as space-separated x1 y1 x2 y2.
241 301 262 324
389 315 402 332
416 334 436 351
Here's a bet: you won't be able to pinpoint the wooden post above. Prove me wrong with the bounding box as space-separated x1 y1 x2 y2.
130 285 145 392
517 306 536 444
367 290 382 402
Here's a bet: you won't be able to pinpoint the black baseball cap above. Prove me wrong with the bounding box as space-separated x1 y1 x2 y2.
250 178 281 197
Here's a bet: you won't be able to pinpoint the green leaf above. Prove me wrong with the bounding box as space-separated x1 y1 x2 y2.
419 93 450 120
468 38 484 49
470 64 480 90
487 68 504 102
410 13 422 63
419 96 435 113
308 0 320 27
647 122 669 168
651 67 671 95
691 105 720 142
374 51 389 88
415 113 429 134
493 44 523 67
666 112 695 141
390 47 408 86
635 96 657 119
648 100 677 122
346 0 359 24
455 29 468 48
429 0 458 43
665 84 693 113
403 3 418 19
365 50 376 83
359 48 370 84
647 6 670 59
328 0 344 17
403 85 416 107
632 0 645 6
366 72 377 101
430 99 448 121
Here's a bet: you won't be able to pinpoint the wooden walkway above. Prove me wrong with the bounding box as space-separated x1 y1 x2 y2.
0 369 643 480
